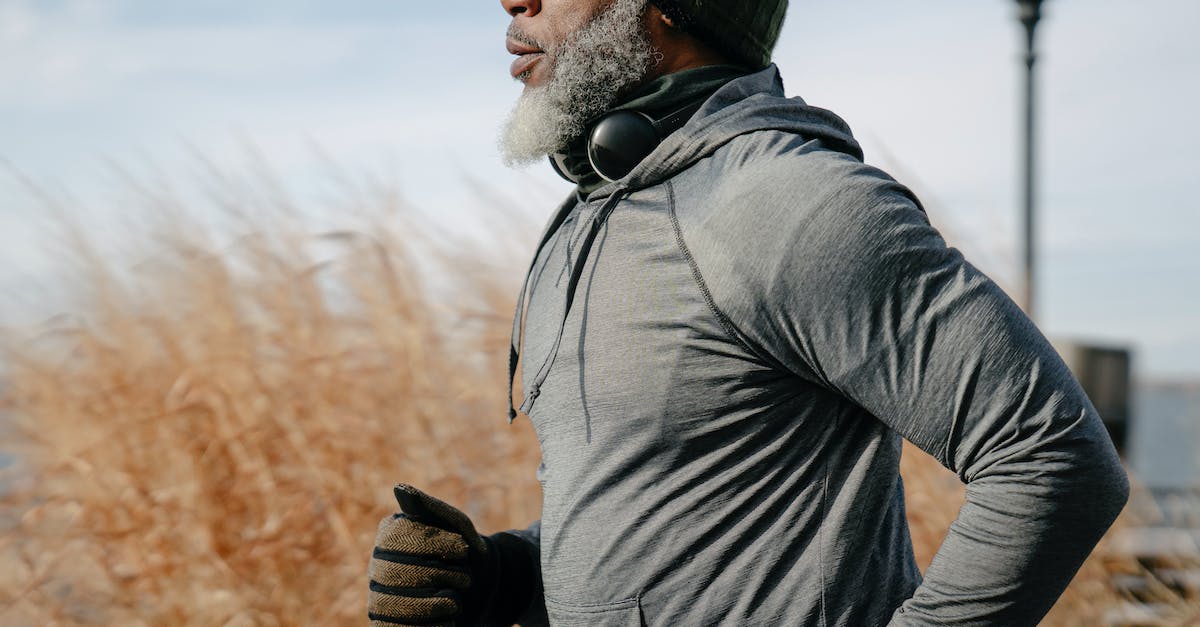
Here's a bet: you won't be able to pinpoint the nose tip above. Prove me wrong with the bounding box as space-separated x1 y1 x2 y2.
501 0 540 17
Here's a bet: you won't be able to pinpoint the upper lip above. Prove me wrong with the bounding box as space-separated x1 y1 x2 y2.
506 38 543 56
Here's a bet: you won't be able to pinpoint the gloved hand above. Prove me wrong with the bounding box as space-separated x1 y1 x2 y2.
368 484 534 627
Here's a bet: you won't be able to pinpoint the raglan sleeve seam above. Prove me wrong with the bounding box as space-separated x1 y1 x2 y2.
666 181 766 359
665 179 829 386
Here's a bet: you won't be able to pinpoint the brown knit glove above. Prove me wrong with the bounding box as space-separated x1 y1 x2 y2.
368 485 497 626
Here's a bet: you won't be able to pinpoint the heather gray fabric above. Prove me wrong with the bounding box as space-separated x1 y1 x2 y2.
502 64 1129 626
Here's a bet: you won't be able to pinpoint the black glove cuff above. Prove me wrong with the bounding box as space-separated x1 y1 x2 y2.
476 531 540 626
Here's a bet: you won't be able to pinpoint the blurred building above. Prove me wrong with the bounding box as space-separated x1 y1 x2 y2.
1054 340 1133 455
1132 381 1200 491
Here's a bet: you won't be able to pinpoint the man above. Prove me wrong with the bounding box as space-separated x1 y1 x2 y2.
367 1 1130 625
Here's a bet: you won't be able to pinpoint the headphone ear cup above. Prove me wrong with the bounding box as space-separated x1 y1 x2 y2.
587 111 660 183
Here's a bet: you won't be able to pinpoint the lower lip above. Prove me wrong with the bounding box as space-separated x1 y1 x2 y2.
510 53 545 79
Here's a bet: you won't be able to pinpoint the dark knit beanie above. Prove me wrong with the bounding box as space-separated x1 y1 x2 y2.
653 0 788 69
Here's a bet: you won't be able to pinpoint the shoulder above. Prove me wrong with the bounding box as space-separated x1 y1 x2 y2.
668 128 934 275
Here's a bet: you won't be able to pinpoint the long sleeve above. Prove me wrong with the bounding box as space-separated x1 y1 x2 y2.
690 159 1130 625
491 520 548 626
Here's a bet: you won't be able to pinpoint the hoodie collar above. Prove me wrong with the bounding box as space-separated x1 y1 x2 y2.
584 64 865 200
551 64 751 196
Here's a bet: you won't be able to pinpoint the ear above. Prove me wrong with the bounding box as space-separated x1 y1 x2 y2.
648 4 679 29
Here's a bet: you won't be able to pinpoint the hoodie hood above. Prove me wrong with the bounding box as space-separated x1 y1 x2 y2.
590 63 863 198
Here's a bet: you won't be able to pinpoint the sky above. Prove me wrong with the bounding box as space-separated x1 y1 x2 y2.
1 0 1198 380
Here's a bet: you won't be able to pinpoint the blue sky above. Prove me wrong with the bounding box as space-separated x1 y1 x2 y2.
1 0 1198 379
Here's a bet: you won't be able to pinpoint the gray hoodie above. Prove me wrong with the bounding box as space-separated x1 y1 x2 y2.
504 64 1129 626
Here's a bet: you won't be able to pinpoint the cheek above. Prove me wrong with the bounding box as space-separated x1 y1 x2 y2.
542 0 595 51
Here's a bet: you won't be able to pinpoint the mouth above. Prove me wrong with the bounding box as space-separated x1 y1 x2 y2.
507 38 546 80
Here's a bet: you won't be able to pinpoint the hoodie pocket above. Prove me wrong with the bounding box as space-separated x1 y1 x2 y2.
545 595 643 627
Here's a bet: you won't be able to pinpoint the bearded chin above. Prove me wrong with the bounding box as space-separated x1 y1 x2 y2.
500 0 655 167
500 85 576 166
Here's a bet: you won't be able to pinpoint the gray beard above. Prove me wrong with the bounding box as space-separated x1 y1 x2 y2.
500 0 656 166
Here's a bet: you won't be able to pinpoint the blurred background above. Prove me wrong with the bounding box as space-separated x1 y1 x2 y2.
1 0 1197 625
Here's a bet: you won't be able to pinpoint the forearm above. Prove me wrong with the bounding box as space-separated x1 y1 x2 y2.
488 521 547 627
890 416 1129 625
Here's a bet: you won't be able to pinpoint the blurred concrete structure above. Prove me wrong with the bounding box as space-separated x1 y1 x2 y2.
1132 382 1200 490
1054 340 1132 454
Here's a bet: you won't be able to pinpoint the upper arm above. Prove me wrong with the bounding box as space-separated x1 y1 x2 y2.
677 147 1121 483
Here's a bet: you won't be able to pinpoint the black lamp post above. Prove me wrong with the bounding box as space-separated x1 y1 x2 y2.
1016 0 1044 320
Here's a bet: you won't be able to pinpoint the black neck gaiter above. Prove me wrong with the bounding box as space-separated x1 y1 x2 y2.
551 64 749 195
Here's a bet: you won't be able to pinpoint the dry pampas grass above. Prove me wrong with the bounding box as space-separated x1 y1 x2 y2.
0 162 541 625
0 162 1182 625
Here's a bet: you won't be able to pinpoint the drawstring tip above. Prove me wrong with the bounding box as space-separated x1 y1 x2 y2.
518 386 540 416
507 408 518 424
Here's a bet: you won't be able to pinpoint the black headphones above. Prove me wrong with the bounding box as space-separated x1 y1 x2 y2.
553 96 708 184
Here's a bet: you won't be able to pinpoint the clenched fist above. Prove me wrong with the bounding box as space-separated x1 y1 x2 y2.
368 485 538 626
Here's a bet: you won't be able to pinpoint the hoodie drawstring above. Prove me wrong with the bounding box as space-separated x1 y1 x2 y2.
508 186 629 422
